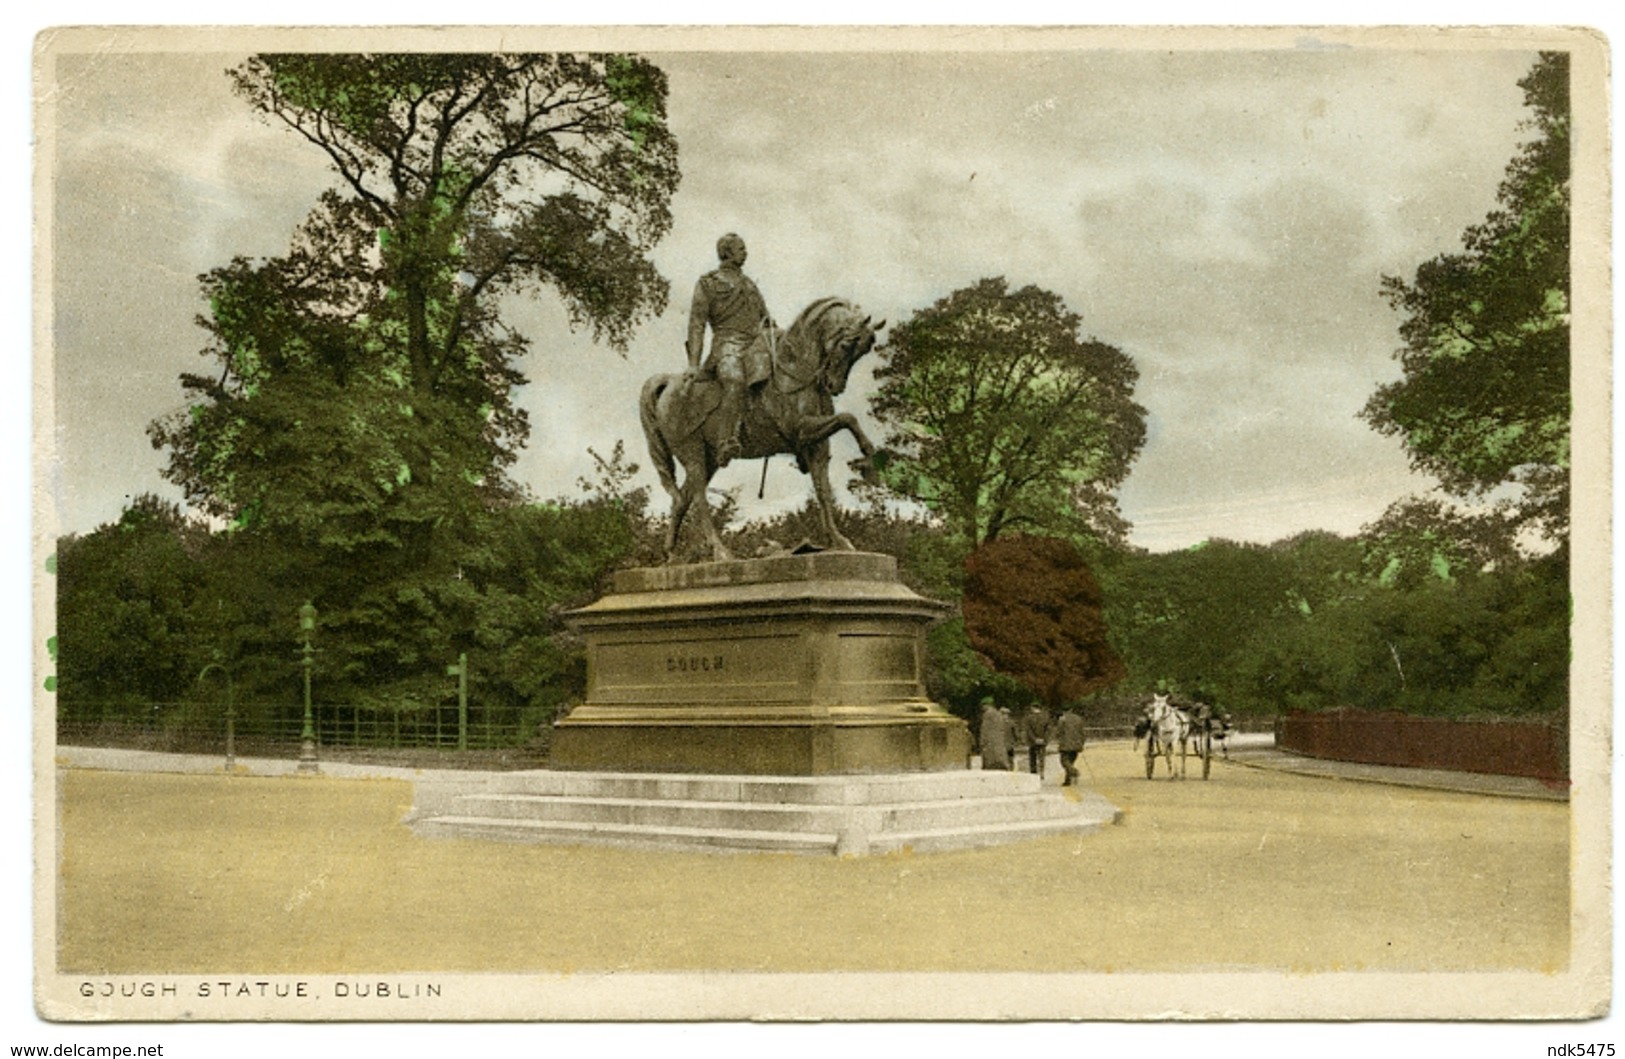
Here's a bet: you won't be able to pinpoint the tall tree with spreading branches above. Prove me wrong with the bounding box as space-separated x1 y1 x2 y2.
1363 51 1570 546
152 53 679 532
146 53 680 705
867 277 1146 551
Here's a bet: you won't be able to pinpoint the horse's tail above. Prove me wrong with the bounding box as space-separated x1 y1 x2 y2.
640 375 680 500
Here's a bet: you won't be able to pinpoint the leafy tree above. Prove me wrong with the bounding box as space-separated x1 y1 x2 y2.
55 496 211 720
139 53 681 711
1364 52 1570 543
153 53 679 529
454 495 646 720
961 534 1126 709
1104 539 1299 702
1467 551 1568 717
923 617 1029 721
1220 535 1567 720
1359 496 1519 588
1271 530 1368 615
867 278 1146 550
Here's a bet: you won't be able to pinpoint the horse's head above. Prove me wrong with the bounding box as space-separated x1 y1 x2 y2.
785 299 885 396
820 306 885 396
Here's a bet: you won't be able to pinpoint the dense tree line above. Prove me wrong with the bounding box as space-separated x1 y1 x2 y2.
57 482 1567 736
55 484 644 736
1104 532 1567 720
694 503 1567 726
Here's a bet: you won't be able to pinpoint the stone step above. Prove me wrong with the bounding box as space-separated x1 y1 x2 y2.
455 769 1041 805
453 790 1087 833
415 813 838 854
407 768 1121 856
873 814 1116 855
872 793 1123 854
415 809 1116 857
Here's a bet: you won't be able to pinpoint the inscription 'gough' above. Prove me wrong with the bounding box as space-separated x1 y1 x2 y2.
667 654 725 673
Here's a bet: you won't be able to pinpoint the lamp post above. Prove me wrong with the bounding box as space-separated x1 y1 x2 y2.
197 659 236 771
447 652 468 751
298 601 319 773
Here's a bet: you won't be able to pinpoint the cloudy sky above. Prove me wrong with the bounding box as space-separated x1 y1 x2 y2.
43 30 1545 552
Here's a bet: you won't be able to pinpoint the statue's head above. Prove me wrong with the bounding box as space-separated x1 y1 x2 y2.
716 233 747 267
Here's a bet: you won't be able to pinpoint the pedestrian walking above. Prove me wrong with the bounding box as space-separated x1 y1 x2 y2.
1053 705 1087 787
1021 703 1051 777
978 697 1010 770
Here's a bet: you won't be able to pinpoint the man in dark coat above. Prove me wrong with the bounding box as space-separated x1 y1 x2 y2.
1021 703 1051 777
978 697 1010 770
1053 705 1087 786
1188 678 1235 757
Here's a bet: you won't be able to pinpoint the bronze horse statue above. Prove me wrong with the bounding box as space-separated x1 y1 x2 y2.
640 297 885 561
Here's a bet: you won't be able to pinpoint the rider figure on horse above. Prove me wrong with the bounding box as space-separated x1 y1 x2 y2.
686 233 775 465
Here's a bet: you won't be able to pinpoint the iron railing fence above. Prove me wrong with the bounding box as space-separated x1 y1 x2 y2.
57 706 1289 763
56 702 543 757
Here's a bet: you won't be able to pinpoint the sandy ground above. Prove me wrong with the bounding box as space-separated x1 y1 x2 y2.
54 743 1569 975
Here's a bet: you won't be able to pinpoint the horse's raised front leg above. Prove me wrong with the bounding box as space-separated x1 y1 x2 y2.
797 412 879 480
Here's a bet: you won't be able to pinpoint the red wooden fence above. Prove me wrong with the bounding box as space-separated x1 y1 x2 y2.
1276 709 1567 782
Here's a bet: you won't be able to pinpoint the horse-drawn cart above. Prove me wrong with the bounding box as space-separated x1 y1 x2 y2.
1136 696 1227 780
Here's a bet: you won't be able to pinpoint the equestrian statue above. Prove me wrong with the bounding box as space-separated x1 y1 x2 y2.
641 233 885 562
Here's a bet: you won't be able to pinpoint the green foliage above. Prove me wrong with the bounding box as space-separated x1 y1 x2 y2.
1230 555 1567 719
1102 537 1318 708
1198 52 1578 723
867 277 1146 549
1359 496 1519 588
924 617 1028 723
55 497 211 718
155 53 679 528
720 494 1565 724
55 488 647 731
124 53 682 732
1364 52 1570 543
1099 524 1565 722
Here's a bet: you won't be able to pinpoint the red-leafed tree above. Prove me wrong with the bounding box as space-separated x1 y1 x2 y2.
961 534 1125 709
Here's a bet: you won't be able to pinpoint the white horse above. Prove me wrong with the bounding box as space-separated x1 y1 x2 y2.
1141 693 1190 779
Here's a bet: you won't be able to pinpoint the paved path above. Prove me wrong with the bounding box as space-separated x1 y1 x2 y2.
54 735 1567 800
1224 741 1569 801
51 745 470 782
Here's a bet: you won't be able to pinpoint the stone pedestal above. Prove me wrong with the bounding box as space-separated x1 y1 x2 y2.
550 552 972 775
